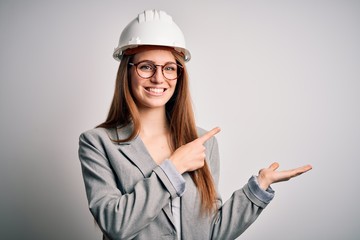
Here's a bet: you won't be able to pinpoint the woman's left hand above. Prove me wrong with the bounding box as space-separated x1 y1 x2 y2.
257 162 312 190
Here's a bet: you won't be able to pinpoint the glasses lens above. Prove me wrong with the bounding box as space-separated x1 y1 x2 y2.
163 63 179 80
136 62 156 78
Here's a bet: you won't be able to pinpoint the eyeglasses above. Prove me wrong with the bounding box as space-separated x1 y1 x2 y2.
129 60 183 80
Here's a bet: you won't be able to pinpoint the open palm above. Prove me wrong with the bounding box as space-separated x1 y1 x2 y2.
257 162 312 190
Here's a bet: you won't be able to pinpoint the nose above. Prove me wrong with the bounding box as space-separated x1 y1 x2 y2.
150 66 165 83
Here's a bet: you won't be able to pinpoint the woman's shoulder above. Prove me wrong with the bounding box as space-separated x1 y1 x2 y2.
80 124 133 143
80 127 110 136
196 126 207 136
79 127 118 142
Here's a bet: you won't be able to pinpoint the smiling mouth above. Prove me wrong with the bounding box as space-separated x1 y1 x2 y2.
145 87 166 94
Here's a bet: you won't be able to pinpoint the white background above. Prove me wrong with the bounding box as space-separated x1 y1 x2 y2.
1 0 359 239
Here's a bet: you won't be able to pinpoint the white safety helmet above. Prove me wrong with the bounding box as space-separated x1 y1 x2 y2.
113 9 191 62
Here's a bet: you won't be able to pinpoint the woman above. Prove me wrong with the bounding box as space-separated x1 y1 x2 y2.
78 9 312 240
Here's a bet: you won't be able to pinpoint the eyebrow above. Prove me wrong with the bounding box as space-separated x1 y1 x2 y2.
135 60 177 65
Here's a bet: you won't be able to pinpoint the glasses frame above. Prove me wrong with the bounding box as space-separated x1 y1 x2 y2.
129 60 183 80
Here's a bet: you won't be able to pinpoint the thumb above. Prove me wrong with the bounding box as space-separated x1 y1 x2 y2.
269 162 280 171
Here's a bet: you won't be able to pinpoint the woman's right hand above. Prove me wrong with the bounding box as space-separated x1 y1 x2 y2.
169 127 221 174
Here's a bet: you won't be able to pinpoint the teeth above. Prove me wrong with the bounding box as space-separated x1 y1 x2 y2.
148 88 164 93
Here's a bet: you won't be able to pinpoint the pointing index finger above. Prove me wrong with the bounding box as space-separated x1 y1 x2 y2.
198 127 221 144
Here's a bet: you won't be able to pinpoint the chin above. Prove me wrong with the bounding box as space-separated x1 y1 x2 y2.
137 100 169 109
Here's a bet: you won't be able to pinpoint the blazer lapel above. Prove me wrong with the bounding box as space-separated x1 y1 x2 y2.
115 124 157 177
118 137 157 177
115 125 176 229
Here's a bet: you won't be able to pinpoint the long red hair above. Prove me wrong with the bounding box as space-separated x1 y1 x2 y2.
98 50 217 214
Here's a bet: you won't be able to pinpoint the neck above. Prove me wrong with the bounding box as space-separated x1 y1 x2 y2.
138 107 169 137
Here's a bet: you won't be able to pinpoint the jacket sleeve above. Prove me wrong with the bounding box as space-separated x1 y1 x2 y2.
207 137 275 239
78 130 179 240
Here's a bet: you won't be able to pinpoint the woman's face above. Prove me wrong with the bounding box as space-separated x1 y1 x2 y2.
130 49 178 110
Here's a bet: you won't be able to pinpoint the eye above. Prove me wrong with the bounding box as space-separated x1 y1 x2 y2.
164 64 177 72
138 62 155 72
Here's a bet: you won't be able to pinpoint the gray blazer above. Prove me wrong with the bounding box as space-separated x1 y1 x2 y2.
78 125 270 240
